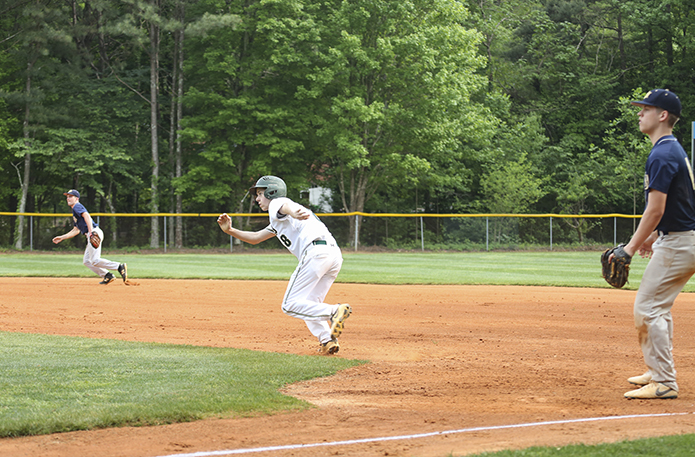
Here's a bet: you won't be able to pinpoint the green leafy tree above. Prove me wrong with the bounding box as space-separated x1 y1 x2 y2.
591 89 653 232
2 0 76 248
179 0 310 222
168 0 186 248
0 25 22 226
105 0 175 247
305 0 494 242
555 170 595 242
551 89 649 242
1 0 168 248
481 153 546 242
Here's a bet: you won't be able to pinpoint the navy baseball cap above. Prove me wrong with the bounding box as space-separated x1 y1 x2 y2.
63 189 80 198
631 89 681 117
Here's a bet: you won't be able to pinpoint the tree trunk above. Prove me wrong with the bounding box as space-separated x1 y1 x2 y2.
168 30 177 217
105 181 117 244
617 11 625 73
175 1 185 249
149 7 160 248
665 4 673 66
14 61 34 250
339 167 369 249
574 219 584 243
14 151 31 250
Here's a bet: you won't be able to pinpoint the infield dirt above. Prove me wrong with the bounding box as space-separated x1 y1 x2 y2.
2 277 695 457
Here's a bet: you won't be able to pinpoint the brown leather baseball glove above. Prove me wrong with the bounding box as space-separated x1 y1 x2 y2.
601 244 631 288
89 232 101 249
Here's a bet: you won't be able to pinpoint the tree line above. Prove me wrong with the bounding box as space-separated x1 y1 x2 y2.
1 0 692 249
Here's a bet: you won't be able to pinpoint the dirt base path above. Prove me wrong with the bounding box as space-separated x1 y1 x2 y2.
2 278 695 457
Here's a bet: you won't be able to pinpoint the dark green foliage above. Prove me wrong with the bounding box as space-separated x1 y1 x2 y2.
1 0 695 249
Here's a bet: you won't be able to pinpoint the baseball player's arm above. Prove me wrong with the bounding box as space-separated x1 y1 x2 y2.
623 189 667 257
52 226 81 244
81 212 95 238
217 213 275 245
279 201 310 220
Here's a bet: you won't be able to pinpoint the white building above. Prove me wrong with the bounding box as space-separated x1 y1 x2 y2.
303 187 333 213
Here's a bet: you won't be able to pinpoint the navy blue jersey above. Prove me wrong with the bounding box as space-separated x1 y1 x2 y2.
72 202 98 235
644 135 695 232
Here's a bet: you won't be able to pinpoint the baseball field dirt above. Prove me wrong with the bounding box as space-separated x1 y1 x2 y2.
2 277 695 457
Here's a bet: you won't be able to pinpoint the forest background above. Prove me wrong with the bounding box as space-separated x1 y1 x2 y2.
0 0 693 251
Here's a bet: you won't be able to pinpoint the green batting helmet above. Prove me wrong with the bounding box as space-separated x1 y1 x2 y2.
249 176 287 200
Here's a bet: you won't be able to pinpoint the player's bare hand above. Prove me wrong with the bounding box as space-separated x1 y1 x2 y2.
638 232 658 258
217 213 232 231
638 240 655 258
52 236 62 244
638 247 653 259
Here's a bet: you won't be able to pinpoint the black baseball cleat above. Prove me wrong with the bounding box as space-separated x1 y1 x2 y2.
118 263 127 282
99 272 116 285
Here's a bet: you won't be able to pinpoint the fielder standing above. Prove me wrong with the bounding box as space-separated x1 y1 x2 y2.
52 189 128 285
619 89 695 399
217 176 352 355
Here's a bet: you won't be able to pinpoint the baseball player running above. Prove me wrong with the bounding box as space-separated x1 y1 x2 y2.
620 89 695 399
52 189 128 285
217 176 351 354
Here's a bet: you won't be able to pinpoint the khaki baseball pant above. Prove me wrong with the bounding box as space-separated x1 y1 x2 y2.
633 231 695 391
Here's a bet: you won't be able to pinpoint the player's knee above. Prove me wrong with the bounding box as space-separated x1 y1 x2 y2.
281 301 300 316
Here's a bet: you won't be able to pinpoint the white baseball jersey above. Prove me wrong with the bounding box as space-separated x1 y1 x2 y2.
265 197 337 258
262 197 344 345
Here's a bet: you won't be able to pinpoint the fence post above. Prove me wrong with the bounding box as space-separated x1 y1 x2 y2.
420 216 424 251
550 216 553 251
164 216 167 253
614 216 617 245
486 216 489 251
30 215 33 251
354 215 359 252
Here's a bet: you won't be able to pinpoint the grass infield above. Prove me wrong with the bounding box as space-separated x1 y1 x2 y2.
0 331 364 438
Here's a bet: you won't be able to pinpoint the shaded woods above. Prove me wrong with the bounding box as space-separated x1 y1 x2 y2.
1 0 692 249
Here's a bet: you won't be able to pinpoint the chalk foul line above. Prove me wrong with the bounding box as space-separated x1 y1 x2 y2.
156 412 693 457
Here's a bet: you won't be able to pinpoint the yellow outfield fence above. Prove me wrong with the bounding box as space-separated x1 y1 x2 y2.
1 212 642 252
0 212 644 218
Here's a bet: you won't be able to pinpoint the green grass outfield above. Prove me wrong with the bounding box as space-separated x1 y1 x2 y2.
1 250 689 291
2 250 695 456
469 434 695 456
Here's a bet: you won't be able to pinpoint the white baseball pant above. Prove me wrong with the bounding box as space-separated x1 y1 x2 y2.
281 243 344 344
83 227 120 277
